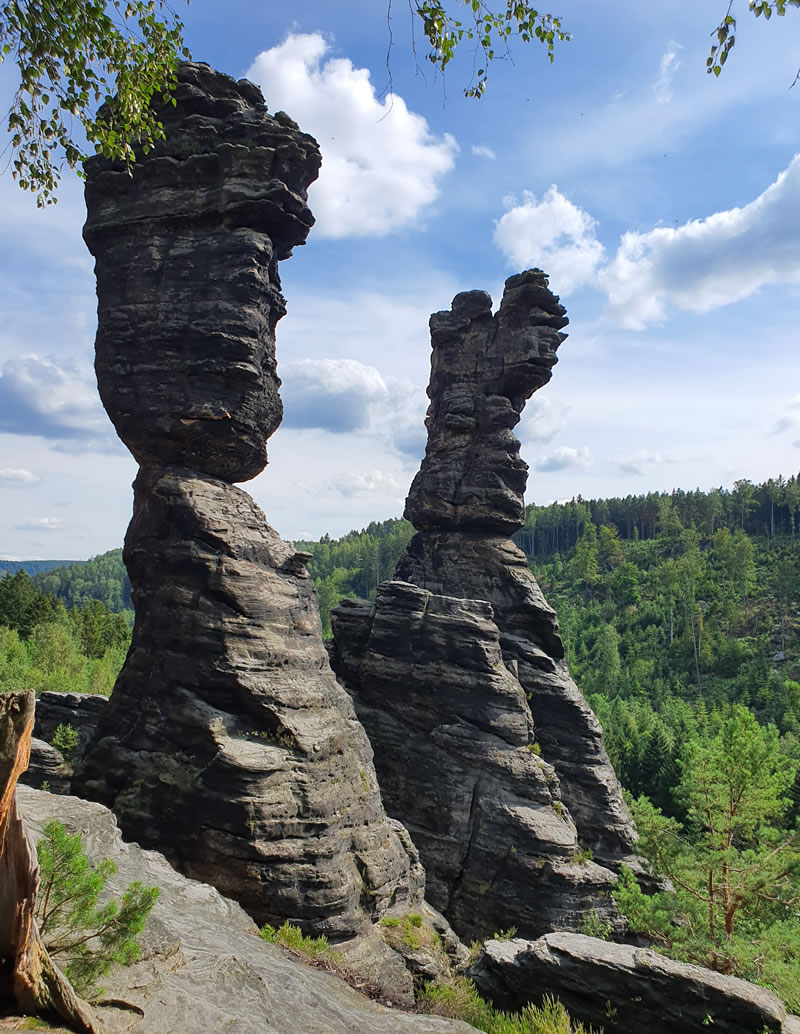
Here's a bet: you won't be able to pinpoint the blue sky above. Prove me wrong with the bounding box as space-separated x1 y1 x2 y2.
2 0 800 559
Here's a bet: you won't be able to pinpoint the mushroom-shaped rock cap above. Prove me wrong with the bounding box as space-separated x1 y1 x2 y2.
84 62 322 483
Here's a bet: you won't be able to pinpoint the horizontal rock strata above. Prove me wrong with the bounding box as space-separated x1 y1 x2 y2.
332 584 619 940
74 62 441 957
19 786 477 1034
469 934 800 1034
331 271 637 940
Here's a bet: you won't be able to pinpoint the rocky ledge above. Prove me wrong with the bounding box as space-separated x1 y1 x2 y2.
469 934 800 1034
17 786 475 1034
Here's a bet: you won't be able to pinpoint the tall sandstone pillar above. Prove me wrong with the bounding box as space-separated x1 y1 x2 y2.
331 272 639 941
72 63 427 944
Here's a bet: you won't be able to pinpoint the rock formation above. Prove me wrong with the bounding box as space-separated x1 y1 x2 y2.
331 272 638 941
72 62 435 950
19 785 477 1034
469 934 800 1034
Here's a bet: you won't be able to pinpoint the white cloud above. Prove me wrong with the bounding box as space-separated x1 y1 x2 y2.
17 517 63 530
532 446 592 472
0 467 38 484
247 34 457 238
330 470 402 497
769 395 800 435
0 354 117 450
279 356 429 463
600 155 800 328
617 451 662 476
518 396 568 444
472 144 496 160
281 358 389 433
654 42 682 104
495 155 800 328
493 187 606 294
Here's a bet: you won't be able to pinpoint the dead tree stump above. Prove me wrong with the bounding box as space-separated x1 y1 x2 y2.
0 690 99 1032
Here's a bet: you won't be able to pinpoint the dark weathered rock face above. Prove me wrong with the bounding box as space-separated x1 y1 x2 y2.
73 62 436 948
19 787 477 1034
34 691 107 759
404 274 565 536
83 62 320 483
332 585 619 941
331 271 638 940
22 738 71 794
469 934 799 1034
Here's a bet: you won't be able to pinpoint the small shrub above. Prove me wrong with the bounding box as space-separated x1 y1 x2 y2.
492 926 518 941
50 722 79 762
408 912 423 928
580 909 613 940
260 920 340 966
527 742 542 755
417 976 596 1034
551 801 564 818
36 820 159 998
379 916 400 928
569 847 593 865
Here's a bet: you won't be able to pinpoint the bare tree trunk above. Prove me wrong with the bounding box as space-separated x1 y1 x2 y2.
0 690 100 1033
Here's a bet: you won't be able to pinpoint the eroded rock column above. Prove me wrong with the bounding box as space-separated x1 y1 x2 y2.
72 63 426 943
331 271 638 941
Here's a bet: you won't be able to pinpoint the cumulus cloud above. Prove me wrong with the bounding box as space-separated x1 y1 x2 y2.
248 34 457 238
532 446 592 472
17 517 63 531
495 155 800 327
0 354 117 450
472 144 496 160
654 42 681 104
280 357 428 463
493 187 606 294
0 468 38 484
600 155 800 328
617 451 662 476
281 358 389 433
518 396 568 444
330 470 402 497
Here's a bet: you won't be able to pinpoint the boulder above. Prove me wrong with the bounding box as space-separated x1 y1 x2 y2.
469 933 799 1034
21 737 71 794
17 786 477 1034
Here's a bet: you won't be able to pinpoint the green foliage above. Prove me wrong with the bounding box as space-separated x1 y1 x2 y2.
50 722 79 761
707 1 800 78
412 0 569 98
417 978 594 1034
35 820 158 998
1 0 190 206
579 909 612 940
615 707 800 1009
33 548 131 612
0 563 130 696
295 518 414 635
259 921 341 966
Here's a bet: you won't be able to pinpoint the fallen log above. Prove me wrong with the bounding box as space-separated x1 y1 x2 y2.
0 689 99 1032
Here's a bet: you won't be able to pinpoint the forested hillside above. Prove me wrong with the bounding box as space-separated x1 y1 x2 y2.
33 548 131 611
0 569 130 696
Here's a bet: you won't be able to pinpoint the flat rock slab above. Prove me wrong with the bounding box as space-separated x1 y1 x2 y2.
17 786 475 1034
469 933 798 1034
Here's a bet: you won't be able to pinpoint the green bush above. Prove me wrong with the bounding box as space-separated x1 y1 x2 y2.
50 722 79 762
417 977 595 1034
35 820 159 998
